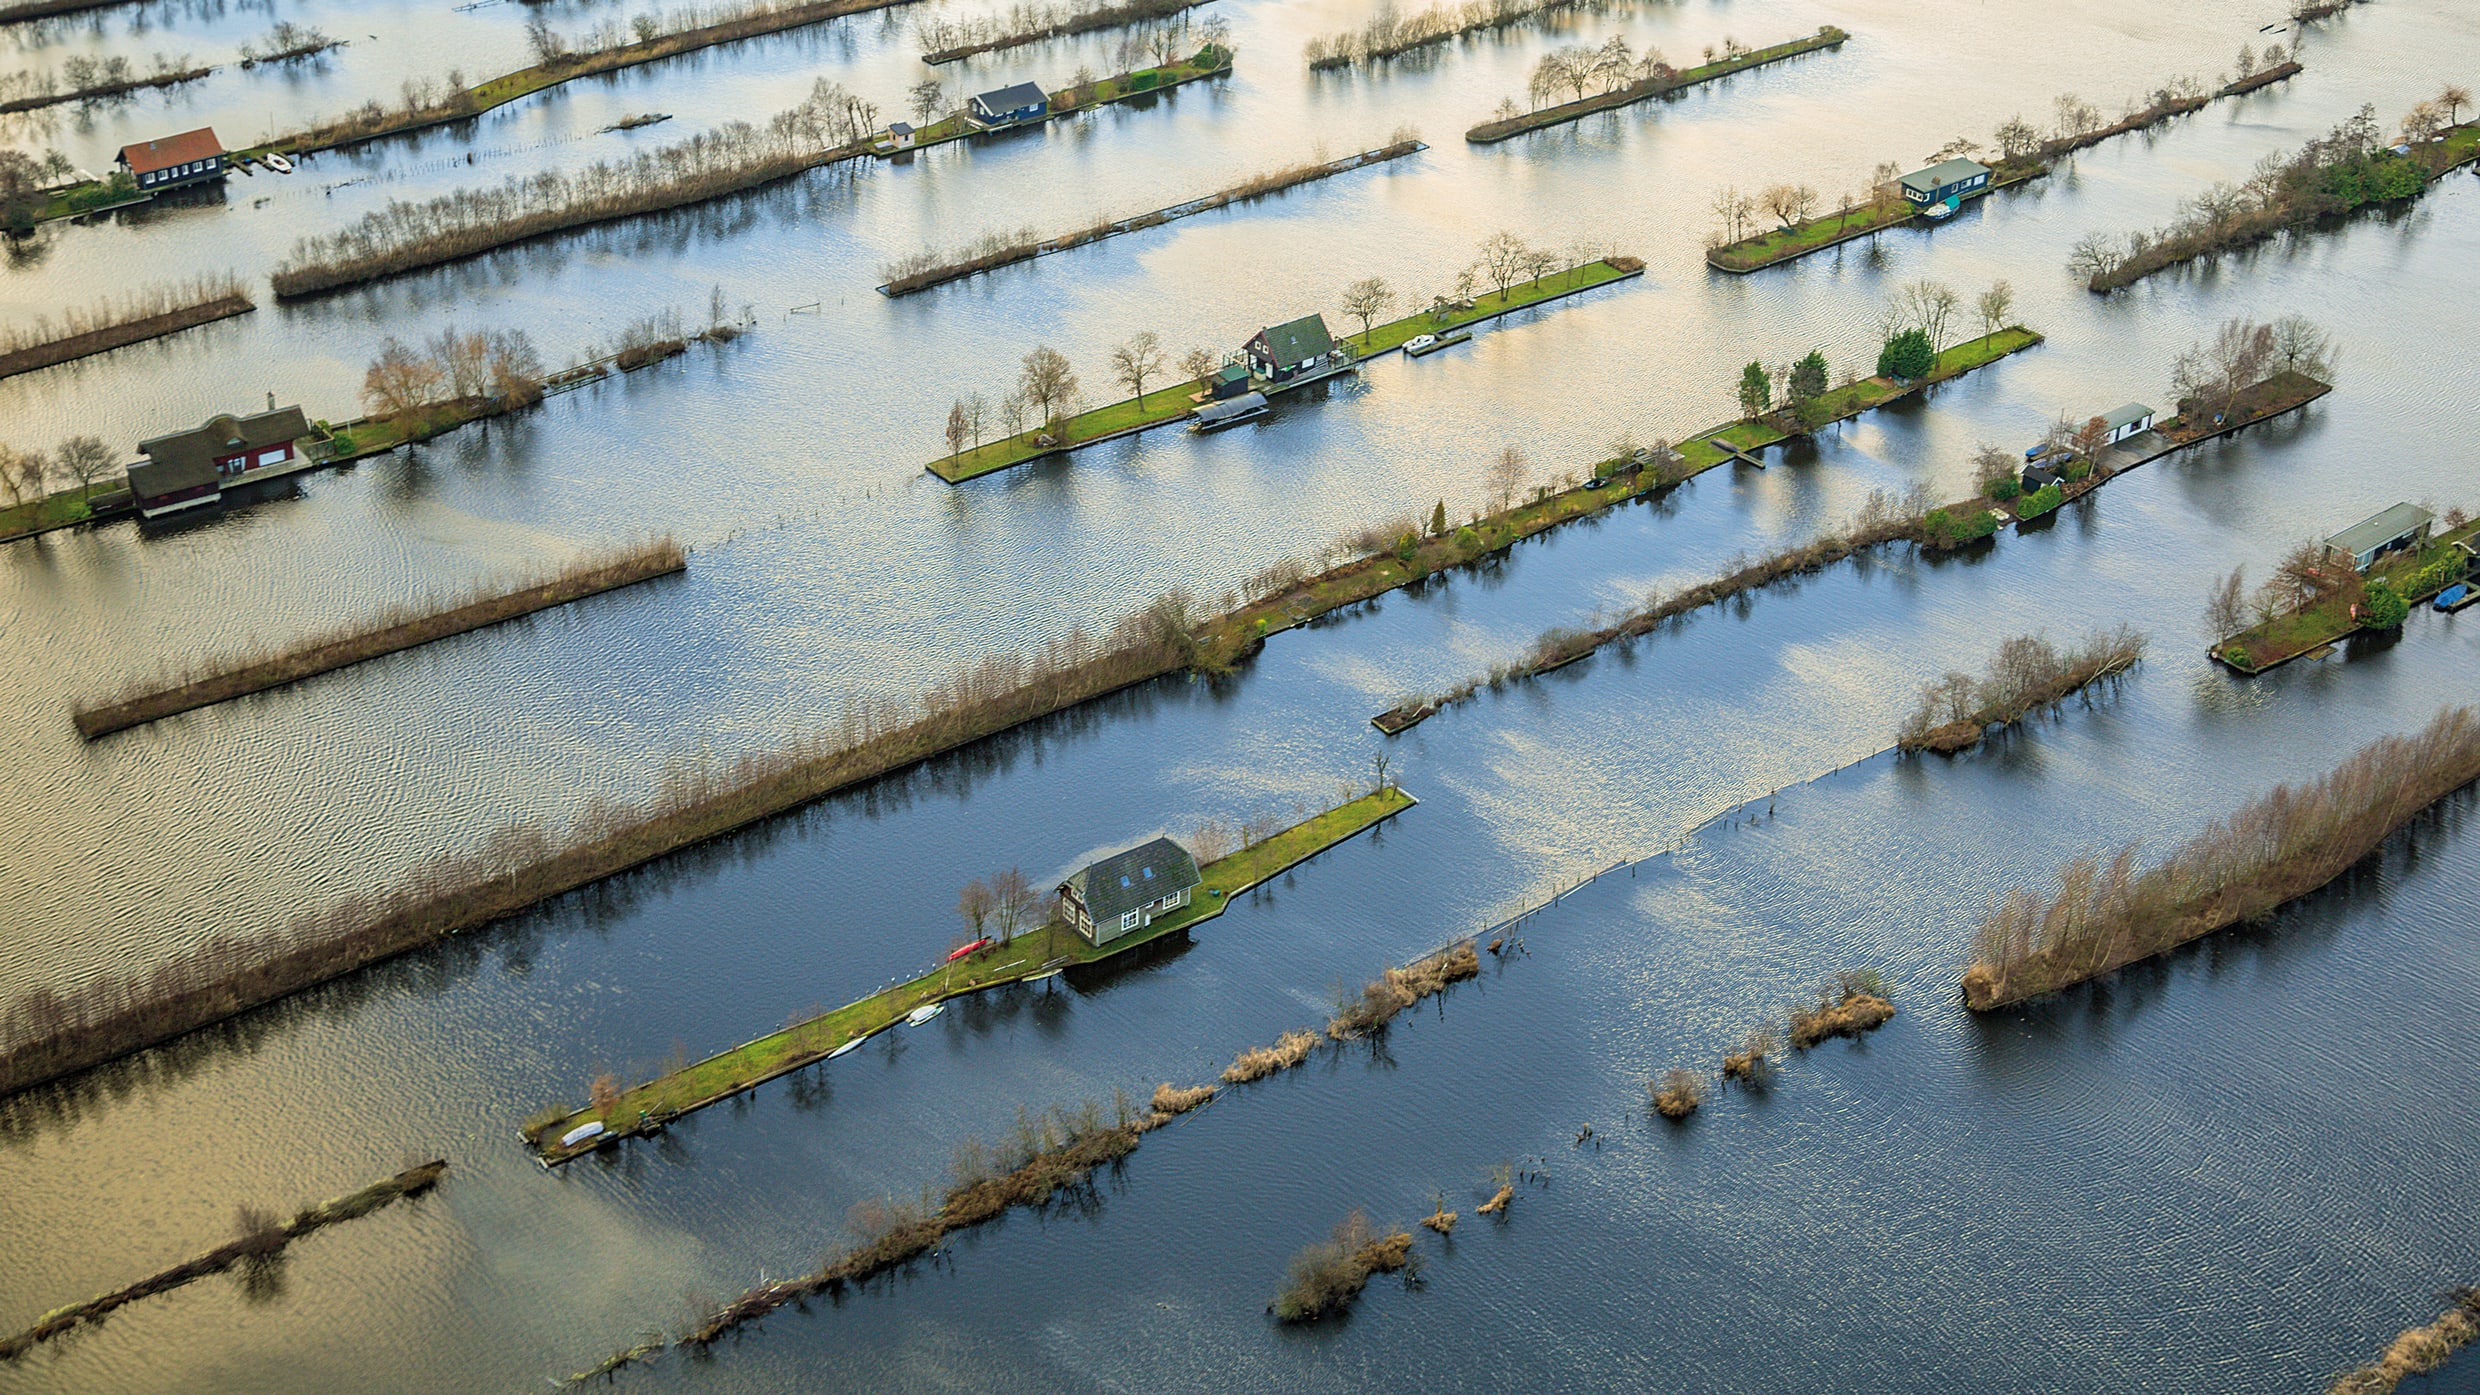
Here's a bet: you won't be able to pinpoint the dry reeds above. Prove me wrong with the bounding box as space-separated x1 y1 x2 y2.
1652 1067 1704 1119
1962 706 2480 1010
73 540 686 740
1476 1184 1513 1217
1897 625 2146 753
1221 1029 1321 1083
2 601 1197 1101
918 0 1202 62
271 82 882 298
2329 1290 2480 1394
1270 1211 1416 1322
1303 0 1596 69
1150 1082 1216 1116
1788 972 1896 1048
0 275 253 381
0 1159 446 1361
1325 941 1481 1040
1721 1025 1777 1083
1420 1194 1458 1234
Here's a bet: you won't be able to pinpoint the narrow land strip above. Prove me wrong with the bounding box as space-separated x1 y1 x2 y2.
525 786 1416 1164
0 294 255 382
1466 27 1847 144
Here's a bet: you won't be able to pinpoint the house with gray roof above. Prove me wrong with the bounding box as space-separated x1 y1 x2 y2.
2326 502 2434 571
2097 402 2156 446
128 405 312 518
1899 157 1992 213
1245 313 1337 385
968 82 1049 127
1058 837 1201 946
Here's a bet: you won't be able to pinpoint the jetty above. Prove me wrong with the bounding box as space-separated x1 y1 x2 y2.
523 786 1416 1164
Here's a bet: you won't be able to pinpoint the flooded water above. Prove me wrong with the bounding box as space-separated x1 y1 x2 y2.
5 0 2480 1390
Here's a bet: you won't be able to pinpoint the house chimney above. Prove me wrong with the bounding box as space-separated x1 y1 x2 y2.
266 390 276 411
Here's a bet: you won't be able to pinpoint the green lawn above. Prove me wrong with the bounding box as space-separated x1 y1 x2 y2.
0 489 95 542
931 258 1639 483
2220 521 2479 671
1708 198 1910 268
529 786 1414 1161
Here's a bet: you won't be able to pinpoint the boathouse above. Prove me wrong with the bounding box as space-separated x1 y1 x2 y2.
1058 837 1201 946
1245 314 1338 384
968 83 1048 127
128 406 314 518
116 128 227 193
2326 502 2434 572
2098 402 2156 445
1898 157 1991 212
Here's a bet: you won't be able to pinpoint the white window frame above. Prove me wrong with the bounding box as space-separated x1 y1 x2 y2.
1120 910 1139 931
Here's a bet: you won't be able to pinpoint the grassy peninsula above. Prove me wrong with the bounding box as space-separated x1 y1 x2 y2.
1466 27 1847 144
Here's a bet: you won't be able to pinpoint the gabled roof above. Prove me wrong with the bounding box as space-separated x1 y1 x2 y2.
2327 502 2434 558
973 82 1047 113
1254 313 1332 366
117 128 223 175
126 455 220 501
2101 402 2155 430
1900 157 1991 194
138 406 310 475
1067 837 1200 924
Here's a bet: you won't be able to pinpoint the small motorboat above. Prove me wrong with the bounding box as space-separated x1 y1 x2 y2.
905 1002 945 1026
826 1035 869 1059
263 151 296 174
2434 582 2476 612
1406 330 1470 358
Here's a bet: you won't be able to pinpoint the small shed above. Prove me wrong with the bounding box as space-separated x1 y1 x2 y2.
116 128 226 192
2326 502 2434 571
2098 402 2156 445
1245 313 1335 383
968 82 1048 126
1206 362 1251 399
878 121 916 150
2021 464 2062 493
1057 837 1201 946
1899 158 1992 211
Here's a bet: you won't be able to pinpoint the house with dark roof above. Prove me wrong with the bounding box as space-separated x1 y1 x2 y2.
116 128 227 193
1245 313 1338 385
1058 837 1202 946
2097 402 2156 446
968 82 1049 127
128 406 313 517
1899 157 1991 214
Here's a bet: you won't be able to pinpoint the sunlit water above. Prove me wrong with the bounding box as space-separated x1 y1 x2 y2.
4 0 2479 1390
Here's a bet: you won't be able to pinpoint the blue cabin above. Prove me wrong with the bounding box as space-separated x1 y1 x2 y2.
1899 158 1992 213
968 82 1049 127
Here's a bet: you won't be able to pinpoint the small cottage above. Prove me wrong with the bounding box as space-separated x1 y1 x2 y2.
1898 158 1991 212
1057 837 1201 947
878 121 916 151
128 406 313 518
968 83 1048 127
124 454 222 519
2097 402 2156 445
116 128 227 193
2326 502 2434 572
1245 314 1337 384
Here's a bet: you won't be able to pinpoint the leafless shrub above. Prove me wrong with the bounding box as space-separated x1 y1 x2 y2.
1788 974 1896 1047
1270 1211 1415 1321
1221 1028 1320 1083
1305 0 1599 69
1325 941 1480 1039
2328 1289 2480 1394
1896 625 2147 752
1964 707 2480 1009
1652 1068 1703 1118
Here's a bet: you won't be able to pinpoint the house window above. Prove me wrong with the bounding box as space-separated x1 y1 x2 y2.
256 446 288 466
1120 911 1139 931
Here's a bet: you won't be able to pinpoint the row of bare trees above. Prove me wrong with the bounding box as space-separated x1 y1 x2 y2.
0 274 251 359
273 81 881 297
237 22 343 67
956 869 1042 943
2072 95 2467 292
359 327 546 420
0 51 205 112
1962 705 2480 1009
1896 627 2147 751
919 1 1205 64
1303 0 1593 70
0 436 119 510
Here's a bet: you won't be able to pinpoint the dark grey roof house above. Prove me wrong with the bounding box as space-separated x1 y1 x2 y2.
968 82 1049 126
1899 157 1992 211
1058 837 1202 946
1245 313 1336 383
128 405 313 519
2326 502 2434 571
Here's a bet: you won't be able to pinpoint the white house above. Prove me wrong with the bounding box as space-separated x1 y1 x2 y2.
2098 402 2156 445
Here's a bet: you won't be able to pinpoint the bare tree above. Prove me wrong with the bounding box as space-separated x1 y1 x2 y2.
54 435 117 499
2205 566 2248 638
2268 314 2336 379
1710 186 1757 243
2441 84 2473 125
1338 277 1395 343
361 337 445 418
1759 183 1818 229
1476 230 1530 299
1179 346 1218 386
1899 279 1961 350
964 392 990 448
957 878 993 938
1018 345 1079 438
1975 280 2015 341
991 868 1035 943
1110 330 1164 404
945 400 970 457
1487 445 1529 511
908 79 944 126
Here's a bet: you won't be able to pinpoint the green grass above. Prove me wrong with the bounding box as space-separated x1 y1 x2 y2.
529 785 1414 1161
34 174 140 223
1708 199 1911 268
0 489 95 541
2221 521 2480 672
931 258 1639 482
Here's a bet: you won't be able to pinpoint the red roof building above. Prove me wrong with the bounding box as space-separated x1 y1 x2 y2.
116 128 227 192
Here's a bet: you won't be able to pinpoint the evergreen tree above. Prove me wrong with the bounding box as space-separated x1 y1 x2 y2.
1737 360 1771 419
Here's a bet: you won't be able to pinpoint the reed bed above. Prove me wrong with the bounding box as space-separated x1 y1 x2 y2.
1 606 1195 1101
1787 978 1896 1048
1651 1067 1703 1119
1270 1212 1416 1321
0 1160 445 1361
0 54 212 115
1325 940 1482 1039
1377 488 1928 731
1962 706 2480 1010
1220 1028 1321 1083
0 275 253 380
1896 626 2145 754
271 88 878 297
919 0 1203 62
878 140 1421 296
74 541 686 740
2330 1289 2480 1395
1303 0 1594 70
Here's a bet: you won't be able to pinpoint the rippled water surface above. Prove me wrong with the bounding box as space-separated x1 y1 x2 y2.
4 0 2479 1390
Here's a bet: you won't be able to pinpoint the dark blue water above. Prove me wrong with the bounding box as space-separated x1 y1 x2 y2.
4 0 2480 1390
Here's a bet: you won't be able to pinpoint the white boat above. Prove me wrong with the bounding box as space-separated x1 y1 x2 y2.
905 1002 945 1026
559 1120 605 1148
263 152 296 174
826 1035 869 1059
